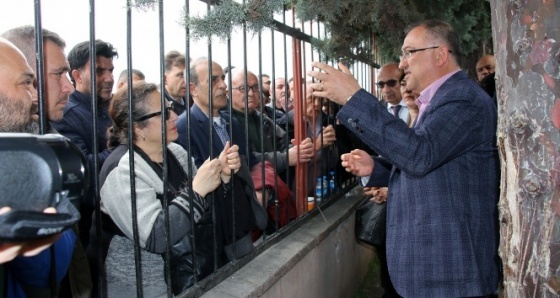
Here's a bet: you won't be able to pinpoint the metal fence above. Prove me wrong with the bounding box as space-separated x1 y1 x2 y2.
15 0 376 296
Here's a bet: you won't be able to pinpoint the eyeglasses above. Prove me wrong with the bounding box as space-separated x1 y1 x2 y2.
135 106 172 122
375 79 398 89
400 46 440 61
231 85 260 93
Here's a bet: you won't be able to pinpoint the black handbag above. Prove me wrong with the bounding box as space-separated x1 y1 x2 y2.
354 197 387 247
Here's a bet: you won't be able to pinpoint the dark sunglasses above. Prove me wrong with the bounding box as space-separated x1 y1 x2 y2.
135 106 172 122
375 79 398 89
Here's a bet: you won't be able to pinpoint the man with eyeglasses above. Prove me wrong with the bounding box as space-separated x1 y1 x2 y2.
376 63 409 123
309 19 500 297
229 70 312 230
229 69 314 174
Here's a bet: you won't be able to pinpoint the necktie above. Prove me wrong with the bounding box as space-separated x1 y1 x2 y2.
213 119 229 146
391 105 402 118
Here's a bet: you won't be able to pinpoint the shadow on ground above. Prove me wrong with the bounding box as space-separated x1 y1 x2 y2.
353 251 384 298
353 252 505 298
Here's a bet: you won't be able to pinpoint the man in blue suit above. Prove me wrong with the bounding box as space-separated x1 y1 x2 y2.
175 58 267 262
308 20 500 297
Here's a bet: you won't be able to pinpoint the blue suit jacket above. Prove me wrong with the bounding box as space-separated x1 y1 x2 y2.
175 103 267 234
176 104 256 168
339 71 500 297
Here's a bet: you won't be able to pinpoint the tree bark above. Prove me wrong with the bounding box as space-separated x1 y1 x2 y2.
489 0 560 296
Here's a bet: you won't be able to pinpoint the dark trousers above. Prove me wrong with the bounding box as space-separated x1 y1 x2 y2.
376 244 402 298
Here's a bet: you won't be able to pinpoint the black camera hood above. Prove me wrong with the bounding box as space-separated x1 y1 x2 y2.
0 133 86 240
0 196 80 240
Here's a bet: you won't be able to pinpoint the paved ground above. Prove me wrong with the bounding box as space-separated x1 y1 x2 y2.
353 254 505 298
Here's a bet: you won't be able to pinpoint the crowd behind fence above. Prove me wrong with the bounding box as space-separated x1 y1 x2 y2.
5 0 377 296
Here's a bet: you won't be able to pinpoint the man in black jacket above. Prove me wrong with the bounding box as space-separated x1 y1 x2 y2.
51 39 118 248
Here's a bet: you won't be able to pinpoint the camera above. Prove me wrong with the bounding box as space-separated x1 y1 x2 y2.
0 133 87 240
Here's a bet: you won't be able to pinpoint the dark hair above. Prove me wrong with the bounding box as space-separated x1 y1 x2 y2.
1 25 66 71
107 82 157 149
399 72 406 82
67 40 118 84
164 50 186 73
405 19 462 62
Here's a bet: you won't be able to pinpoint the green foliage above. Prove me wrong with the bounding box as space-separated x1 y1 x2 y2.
293 0 492 66
131 0 158 11
295 0 378 66
169 0 492 67
180 0 285 41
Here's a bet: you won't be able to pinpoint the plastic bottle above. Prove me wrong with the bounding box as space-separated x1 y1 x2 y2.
328 170 336 192
307 197 315 211
322 175 328 196
315 177 323 203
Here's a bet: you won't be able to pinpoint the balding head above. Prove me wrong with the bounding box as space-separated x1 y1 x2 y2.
475 54 495 82
2 26 73 121
0 38 39 133
230 70 259 113
188 58 228 116
377 63 403 105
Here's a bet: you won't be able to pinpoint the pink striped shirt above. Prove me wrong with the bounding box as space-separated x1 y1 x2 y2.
415 69 461 125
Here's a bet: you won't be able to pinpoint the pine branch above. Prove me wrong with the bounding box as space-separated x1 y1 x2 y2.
179 0 285 41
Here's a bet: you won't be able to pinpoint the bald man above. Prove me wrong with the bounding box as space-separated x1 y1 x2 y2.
2 26 74 124
176 58 268 262
475 54 495 82
0 37 76 296
0 38 39 133
229 69 314 173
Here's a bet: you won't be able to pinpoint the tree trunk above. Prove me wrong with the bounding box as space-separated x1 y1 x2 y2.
489 0 560 296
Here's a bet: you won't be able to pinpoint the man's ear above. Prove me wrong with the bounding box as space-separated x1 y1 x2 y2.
163 73 168 86
436 46 450 66
71 69 81 87
189 82 197 97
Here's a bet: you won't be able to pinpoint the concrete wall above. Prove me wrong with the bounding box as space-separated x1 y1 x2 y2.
203 187 375 298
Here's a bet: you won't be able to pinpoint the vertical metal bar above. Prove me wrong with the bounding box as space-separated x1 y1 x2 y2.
270 26 281 232
33 0 47 134
86 1 110 296
303 18 318 207
292 8 306 216
225 29 237 262
182 0 200 286
256 31 268 241
281 3 291 210
205 0 221 272
156 1 173 296
123 1 144 296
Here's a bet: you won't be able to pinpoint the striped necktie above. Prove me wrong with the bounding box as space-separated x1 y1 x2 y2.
391 105 402 118
213 119 229 146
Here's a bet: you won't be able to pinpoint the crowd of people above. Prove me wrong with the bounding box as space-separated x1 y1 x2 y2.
0 18 501 297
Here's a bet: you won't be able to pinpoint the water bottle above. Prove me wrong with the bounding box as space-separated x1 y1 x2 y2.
315 177 323 203
328 170 336 192
322 175 328 196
